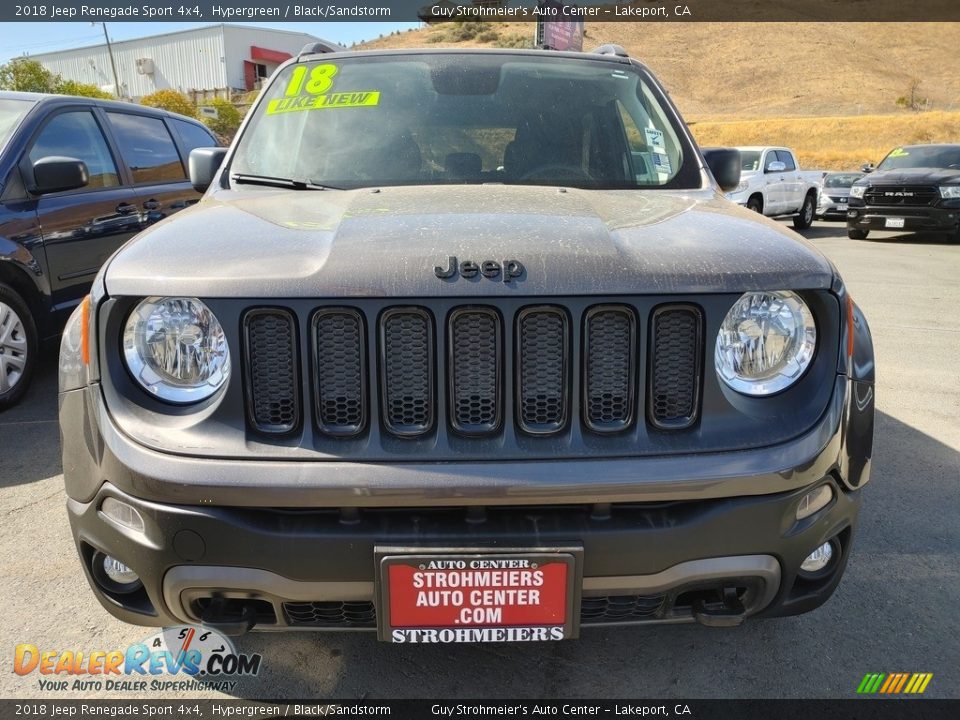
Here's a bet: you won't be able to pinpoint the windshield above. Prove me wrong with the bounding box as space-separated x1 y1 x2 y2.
231 53 698 190
877 146 960 171
740 151 761 172
0 98 34 148
823 173 864 188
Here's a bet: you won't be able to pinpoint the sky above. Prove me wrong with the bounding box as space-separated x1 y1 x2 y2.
0 22 421 63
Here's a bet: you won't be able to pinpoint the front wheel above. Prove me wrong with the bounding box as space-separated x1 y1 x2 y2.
0 283 38 411
746 196 763 214
847 227 870 240
793 193 816 229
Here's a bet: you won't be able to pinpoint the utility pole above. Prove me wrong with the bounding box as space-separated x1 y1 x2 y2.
98 22 121 98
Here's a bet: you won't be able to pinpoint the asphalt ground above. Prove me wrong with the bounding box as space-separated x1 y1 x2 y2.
0 223 957 701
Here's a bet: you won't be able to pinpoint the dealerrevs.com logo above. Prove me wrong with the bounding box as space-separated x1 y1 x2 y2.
14 627 262 693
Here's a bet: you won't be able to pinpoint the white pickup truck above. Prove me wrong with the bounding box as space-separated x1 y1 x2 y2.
724 146 822 229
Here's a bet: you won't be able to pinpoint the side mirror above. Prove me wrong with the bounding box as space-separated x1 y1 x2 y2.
765 160 786 174
702 147 741 192
31 156 88 194
189 147 228 193
861 163 874 174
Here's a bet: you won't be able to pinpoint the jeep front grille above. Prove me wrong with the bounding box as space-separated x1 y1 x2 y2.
243 309 300 433
241 300 703 442
863 185 938 206
649 306 702 429
313 309 366 436
380 307 434 436
449 307 501 434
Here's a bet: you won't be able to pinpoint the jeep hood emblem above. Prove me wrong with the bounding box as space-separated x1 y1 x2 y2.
435 256 525 282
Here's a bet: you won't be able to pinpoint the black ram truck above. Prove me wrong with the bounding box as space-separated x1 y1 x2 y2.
847 144 960 240
58 46 875 643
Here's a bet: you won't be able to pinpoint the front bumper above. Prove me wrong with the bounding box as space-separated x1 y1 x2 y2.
61 369 874 633
846 203 959 233
816 202 849 220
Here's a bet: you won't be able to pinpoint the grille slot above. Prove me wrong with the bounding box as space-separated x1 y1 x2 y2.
380 307 434 436
449 308 502 434
313 309 366 436
580 594 665 624
864 185 938 206
649 305 702 430
516 306 569 434
283 601 377 628
583 305 637 432
243 309 300 434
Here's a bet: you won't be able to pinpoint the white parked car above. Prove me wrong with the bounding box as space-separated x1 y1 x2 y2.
724 146 821 229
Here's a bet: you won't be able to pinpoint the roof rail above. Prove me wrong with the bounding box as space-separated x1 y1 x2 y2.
299 40 345 57
591 44 629 58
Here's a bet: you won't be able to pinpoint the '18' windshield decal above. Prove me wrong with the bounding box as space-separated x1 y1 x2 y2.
266 64 381 115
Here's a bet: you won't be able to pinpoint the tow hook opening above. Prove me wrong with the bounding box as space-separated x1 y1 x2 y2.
196 596 275 636
689 586 748 627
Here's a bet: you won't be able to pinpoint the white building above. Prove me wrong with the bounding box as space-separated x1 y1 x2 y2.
29 24 321 100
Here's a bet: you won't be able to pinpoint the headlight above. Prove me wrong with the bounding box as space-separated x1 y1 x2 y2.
123 297 230 404
939 185 960 199
715 291 816 396
732 180 749 194
849 184 867 199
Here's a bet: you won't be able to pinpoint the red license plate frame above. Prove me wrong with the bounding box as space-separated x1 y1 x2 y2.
375 546 582 643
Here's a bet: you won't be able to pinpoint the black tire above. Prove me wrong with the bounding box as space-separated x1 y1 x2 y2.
847 227 870 240
0 283 38 411
746 196 763 214
793 192 816 230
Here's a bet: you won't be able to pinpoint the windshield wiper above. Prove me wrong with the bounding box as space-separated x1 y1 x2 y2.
231 174 337 190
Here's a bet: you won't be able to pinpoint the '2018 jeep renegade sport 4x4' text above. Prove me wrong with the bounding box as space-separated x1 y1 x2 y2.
59 46 874 642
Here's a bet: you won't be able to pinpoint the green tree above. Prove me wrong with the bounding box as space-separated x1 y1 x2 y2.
55 79 112 99
198 98 243 141
139 89 196 118
0 57 57 93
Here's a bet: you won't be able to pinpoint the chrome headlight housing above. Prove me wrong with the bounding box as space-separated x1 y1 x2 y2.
715 291 816 396
849 184 867 199
939 185 960 199
123 297 230 404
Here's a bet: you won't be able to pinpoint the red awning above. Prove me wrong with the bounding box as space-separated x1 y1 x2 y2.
250 46 291 64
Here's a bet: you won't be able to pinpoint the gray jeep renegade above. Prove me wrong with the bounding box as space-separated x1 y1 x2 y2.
59 46 875 642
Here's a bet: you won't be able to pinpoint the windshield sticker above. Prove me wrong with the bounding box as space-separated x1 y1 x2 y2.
888 147 909 158
653 152 672 176
644 127 666 154
267 64 380 115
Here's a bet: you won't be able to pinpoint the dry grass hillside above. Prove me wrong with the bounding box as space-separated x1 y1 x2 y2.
360 21 960 170
361 22 960 119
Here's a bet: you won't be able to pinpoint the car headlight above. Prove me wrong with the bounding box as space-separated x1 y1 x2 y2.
123 297 230 404
715 291 816 396
939 185 960 199
849 185 867 199
732 179 749 194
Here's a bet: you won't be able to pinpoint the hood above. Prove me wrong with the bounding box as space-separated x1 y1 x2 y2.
103 185 835 298
863 167 960 185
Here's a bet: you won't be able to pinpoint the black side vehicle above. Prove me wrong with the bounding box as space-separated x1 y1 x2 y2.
0 92 217 408
846 144 960 240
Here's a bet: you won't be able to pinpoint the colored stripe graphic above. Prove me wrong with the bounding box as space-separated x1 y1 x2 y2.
857 673 932 694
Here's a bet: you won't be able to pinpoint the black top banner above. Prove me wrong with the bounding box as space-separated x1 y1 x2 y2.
3 0 960 23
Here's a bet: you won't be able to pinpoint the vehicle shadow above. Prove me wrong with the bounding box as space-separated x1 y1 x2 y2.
0 352 61 488
221 409 959 699
792 222 958 245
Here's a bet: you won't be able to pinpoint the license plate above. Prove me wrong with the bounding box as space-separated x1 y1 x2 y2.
885 217 905 228
376 547 581 643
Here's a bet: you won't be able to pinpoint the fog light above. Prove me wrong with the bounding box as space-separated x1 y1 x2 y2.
103 556 139 585
91 551 143 594
800 542 834 574
100 497 144 532
796 485 833 520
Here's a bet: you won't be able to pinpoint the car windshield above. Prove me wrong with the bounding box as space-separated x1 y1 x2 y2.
0 98 34 149
740 151 761 172
231 53 697 190
823 173 864 188
877 146 960 171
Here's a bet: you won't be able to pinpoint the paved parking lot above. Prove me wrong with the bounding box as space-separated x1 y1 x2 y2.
1 224 957 700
